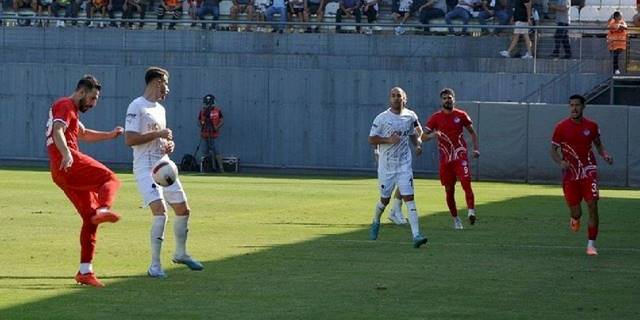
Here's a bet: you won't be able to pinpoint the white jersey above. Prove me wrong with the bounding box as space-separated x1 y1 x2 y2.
125 96 168 170
369 107 419 174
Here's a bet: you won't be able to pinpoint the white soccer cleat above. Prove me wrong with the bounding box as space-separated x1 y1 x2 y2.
147 265 167 278
388 208 407 225
453 217 464 230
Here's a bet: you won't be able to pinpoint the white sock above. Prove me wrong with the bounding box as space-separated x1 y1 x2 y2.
79 263 93 274
405 200 421 237
96 207 109 215
150 215 167 267
392 198 403 216
373 201 385 223
588 240 596 248
174 215 189 259
468 208 475 216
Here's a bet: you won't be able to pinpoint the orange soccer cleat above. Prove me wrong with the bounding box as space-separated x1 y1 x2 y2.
75 272 105 288
586 246 598 256
569 218 580 233
91 210 121 225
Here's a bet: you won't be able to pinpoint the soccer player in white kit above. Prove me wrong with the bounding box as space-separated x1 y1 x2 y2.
124 67 204 278
368 87 428 248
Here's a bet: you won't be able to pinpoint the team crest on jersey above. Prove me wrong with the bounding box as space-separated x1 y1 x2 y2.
461 160 467 166
583 129 590 136
454 117 461 124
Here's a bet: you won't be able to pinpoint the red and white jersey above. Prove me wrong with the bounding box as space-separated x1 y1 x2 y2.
125 96 168 170
370 107 420 174
425 108 472 163
46 97 83 157
551 117 600 182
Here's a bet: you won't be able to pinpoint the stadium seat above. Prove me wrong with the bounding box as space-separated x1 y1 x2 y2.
570 5 581 21
219 0 233 16
583 0 601 6
579 6 601 21
324 1 339 18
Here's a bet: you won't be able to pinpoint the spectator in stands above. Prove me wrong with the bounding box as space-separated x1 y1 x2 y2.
156 0 183 29
198 94 225 173
362 0 378 35
230 0 255 31
477 0 511 34
288 0 310 32
13 0 38 17
305 0 326 32
632 4 639 27
414 0 445 33
188 0 199 27
548 0 571 59
392 0 412 35
35 0 54 27
499 0 533 59
107 0 125 27
51 0 77 27
122 0 147 29
265 0 286 33
336 0 362 33
532 0 547 20
444 0 482 35
197 0 219 29
88 0 109 27
607 11 628 75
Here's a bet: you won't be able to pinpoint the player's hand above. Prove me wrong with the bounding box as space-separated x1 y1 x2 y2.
158 128 173 140
60 151 73 172
164 140 175 154
112 126 124 139
472 149 480 158
387 133 401 144
603 154 613 165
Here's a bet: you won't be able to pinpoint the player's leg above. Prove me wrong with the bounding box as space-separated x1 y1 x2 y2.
398 172 427 248
456 159 476 225
583 178 600 255
370 173 394 240
563 180 582 233
441 161 461 228
388 187 406 225
165 180 203 270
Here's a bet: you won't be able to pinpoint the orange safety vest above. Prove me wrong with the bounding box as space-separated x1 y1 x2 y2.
607 18 628 51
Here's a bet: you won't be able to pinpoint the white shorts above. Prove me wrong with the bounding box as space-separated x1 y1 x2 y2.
514 21 529 35
134 167 187 207
378 170 414 199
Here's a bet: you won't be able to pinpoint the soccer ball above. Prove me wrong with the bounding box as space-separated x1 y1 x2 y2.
152 159 178 187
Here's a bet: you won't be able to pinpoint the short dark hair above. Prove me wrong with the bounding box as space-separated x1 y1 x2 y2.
569 94 586 106
145 67 169 85
76 75 102 91
440 88 455 97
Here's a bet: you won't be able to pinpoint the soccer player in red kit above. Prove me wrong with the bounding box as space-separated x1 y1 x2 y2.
46 75 123 287
422 88 479 229
550 94 613 256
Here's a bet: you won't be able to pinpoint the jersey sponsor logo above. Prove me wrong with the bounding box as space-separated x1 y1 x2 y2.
583 129 590 136
126 113 136 124
454 117 461 124
461 160 468 166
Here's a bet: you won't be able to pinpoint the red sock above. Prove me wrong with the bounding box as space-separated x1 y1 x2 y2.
445 187 458 217
588 225 598 241
80 218 98 263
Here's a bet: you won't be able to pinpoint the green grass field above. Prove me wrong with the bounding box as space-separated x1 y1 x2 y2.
0 168 638 319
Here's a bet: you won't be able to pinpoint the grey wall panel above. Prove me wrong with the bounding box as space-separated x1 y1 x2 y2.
527 104 567 184
586 105 628 186
629 108 640 187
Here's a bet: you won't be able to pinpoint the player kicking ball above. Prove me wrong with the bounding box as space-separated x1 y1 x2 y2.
422 88 479 230
550 95 613 256
368 87 428 248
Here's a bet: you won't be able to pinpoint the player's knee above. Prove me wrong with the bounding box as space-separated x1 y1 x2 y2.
380 197 391 206
402 195 414 202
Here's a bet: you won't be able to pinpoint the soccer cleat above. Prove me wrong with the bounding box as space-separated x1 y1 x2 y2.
570 218 580 233
499 50 510 58
147 265 167 278
413 234 428 248
172 255 204 271
453 217 464 230
91 210 120 225
468 212 476 225
586 246 598 256
75 272 105 288
369 222 380 240
388 208 407 225
521 53 533 59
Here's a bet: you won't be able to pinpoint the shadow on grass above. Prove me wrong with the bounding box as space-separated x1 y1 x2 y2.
1 195 639 320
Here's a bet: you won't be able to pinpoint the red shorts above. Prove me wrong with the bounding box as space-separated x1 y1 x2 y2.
439 159 471 186
562 178 599 207
49 149 118 215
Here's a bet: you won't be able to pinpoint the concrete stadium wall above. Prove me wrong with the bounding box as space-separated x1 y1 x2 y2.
1 28 633 186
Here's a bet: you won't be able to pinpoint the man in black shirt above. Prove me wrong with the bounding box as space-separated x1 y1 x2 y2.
499 0 533 59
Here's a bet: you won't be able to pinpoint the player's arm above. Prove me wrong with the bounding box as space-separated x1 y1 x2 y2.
465 124 480 158
593 136 613 165
79 126 124 142
52 122 73 171
368 133 400 145
124 129 173 147
550 143 569 169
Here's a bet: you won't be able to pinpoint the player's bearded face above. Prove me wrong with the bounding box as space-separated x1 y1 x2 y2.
569 99 584 119
442 94 454 110
389 89 406 110
79 89 99 113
